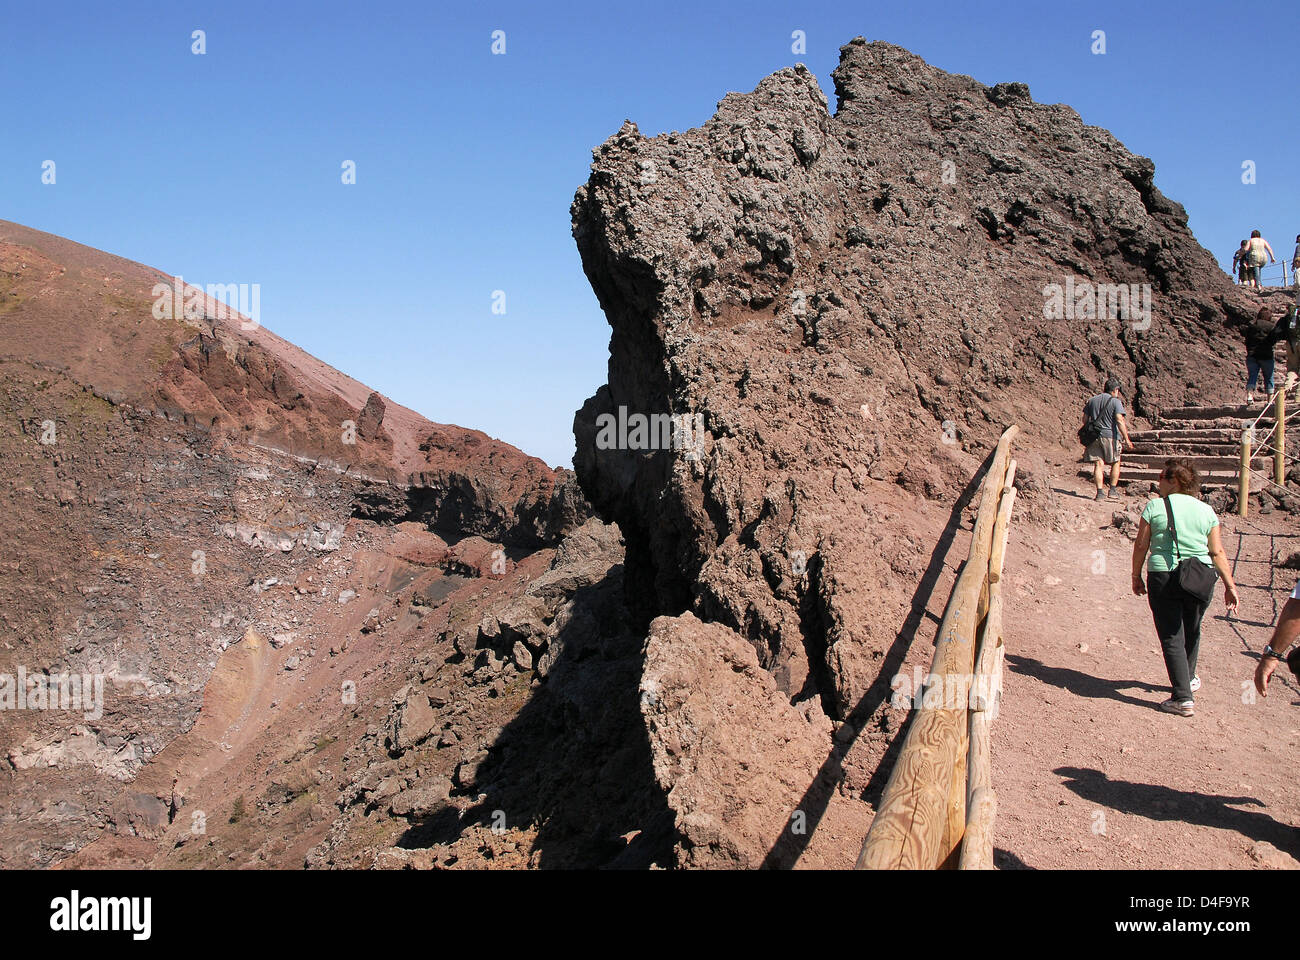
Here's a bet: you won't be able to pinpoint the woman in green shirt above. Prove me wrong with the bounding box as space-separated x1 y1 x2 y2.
1131 459 1240 716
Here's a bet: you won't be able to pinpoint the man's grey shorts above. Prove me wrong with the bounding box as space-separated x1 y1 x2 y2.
1086 437 1121 465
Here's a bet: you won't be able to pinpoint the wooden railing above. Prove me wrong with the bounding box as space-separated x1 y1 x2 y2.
1239 390 1300 516
855 425 1019 870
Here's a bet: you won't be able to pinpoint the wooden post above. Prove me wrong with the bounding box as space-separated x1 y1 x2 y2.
961 587 1002 868
977 461 1015 619
1240 429 1251 517
1276 391 1287 487
961 484 1014 871
988 486 1017 586
958 787 997 870
857 426 1018 870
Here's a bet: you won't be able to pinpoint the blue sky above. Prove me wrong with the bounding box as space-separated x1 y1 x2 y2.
2 0 1296 467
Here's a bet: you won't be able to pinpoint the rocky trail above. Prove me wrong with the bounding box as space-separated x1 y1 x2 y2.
752 443 1300 871
988 470 1300 870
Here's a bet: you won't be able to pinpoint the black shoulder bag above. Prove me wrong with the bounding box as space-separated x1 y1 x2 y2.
1161 496 1218 603
1078 396 1116 447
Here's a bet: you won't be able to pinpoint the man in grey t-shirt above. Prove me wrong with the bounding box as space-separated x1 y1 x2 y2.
1081 378 1133 500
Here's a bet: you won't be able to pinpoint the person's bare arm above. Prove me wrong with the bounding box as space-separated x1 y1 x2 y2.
1117 413 1132 448
1265 240 1276 263
1256 597 1300 696
1207 525 1239 611
1132 518 1151 596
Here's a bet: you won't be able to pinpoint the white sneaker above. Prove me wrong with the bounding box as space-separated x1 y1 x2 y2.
1160 698 1194 717
1190 676 1201 692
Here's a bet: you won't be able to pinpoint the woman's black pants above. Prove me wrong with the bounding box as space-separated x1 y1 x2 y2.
1146 569 1209 702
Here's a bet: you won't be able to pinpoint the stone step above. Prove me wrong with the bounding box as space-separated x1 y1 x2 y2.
1077 463 1259 486
1112 469 1240 486
1130 443 1258 456
1162 404 1282 420
1123 453 1271 470
1129 428 1246 442
1155 417 1275 432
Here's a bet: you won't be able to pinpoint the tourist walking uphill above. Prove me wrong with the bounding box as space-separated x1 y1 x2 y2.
1243 230 1276 289
1242 306 1283 404
1233 240 1250 284
1131 460 1240 717
1080 378 1132 500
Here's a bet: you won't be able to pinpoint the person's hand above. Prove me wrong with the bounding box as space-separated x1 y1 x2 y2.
1224 582 1240 613
1131 573 1146 596
1255 656 1277 697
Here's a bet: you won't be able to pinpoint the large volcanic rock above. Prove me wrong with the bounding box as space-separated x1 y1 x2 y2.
571 39 1261 863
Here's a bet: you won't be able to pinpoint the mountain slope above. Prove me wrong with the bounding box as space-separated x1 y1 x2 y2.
0 221 600 867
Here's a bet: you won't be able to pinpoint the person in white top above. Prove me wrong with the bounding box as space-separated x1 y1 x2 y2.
1244 230 1276 289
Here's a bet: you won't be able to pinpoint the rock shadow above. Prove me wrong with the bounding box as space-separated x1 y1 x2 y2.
396 566 677 868
761 443 995 868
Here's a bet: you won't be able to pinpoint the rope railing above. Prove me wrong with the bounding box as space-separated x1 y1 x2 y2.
1240 390 1292 516
856 425 1019 870
1249 262 1295 288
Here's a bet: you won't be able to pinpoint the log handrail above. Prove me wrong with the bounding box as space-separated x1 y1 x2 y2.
856 425 1019 870
959 480 1016 869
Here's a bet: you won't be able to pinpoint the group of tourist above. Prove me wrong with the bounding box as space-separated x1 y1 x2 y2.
1231 229 1300 289
1072 240 1300 717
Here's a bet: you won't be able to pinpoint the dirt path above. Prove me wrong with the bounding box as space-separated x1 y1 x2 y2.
992 476 1300 869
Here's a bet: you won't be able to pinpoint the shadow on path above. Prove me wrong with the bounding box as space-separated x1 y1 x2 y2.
1055 766 1299 859
1006 654 1165 709
993 847 1036 870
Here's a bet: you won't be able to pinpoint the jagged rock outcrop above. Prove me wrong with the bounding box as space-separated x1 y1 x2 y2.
571 38 1264 862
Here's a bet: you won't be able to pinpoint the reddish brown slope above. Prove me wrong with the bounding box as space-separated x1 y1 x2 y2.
0 221 592 868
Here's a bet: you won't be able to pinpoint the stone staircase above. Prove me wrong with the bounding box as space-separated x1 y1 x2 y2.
1121 404 1279 487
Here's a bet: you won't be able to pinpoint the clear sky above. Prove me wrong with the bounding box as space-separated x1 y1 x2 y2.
2 0 1296 467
